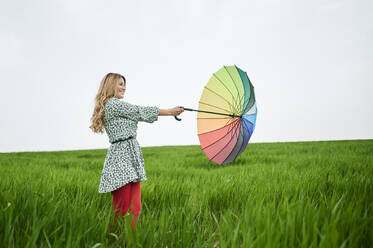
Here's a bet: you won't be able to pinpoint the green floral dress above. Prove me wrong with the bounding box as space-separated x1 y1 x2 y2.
98 97 160 193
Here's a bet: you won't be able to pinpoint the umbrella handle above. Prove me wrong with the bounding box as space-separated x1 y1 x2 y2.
174 116 181 121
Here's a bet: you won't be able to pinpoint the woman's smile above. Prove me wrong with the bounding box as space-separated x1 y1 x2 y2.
117 78 126 98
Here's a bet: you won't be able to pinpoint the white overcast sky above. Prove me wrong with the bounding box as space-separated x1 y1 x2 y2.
1 0 372 153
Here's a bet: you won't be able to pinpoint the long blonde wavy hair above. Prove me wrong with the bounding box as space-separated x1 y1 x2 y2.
90 72 126 133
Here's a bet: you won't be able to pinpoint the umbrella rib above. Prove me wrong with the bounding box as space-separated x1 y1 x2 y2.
199 119 240 151
224 66 244 113
213 73 239 113
234 65 248 112
210 120 242 162
198 118 237 137
203 86 239 115
240 74 252 114
198 119 239 143
223 119 251 164
243 81 256 114
234 118 250 159
243 118 256 134
198 119 238 148
243 110 257 118
198 101 235 115
222 123 245 164
212 74 239 113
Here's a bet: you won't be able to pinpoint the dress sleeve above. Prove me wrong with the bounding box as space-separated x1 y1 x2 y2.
110 98 160 123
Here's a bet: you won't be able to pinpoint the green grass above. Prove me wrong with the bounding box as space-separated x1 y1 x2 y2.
1 140 372 247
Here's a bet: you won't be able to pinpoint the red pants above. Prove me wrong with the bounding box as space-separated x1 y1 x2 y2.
109 181 141 231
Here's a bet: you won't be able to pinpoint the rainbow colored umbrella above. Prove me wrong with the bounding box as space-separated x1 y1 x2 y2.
176 65 257 165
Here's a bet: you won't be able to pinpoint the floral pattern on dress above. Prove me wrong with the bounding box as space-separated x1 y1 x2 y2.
98 97 160 193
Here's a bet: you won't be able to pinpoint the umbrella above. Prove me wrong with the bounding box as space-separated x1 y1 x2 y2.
176 65 257 165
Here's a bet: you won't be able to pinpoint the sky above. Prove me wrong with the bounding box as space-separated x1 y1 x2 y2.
0 0 372 153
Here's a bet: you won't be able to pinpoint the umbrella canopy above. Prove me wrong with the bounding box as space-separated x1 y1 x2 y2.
197 65 257 165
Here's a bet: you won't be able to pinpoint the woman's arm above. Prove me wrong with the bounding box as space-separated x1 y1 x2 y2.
158 106 184 116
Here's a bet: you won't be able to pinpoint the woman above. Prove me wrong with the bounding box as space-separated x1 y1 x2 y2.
89 72 184 232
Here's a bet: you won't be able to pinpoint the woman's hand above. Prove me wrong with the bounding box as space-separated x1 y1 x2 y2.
170 106 184 116
159 106 184 116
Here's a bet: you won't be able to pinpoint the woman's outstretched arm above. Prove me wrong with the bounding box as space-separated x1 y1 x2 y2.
158 106 184 116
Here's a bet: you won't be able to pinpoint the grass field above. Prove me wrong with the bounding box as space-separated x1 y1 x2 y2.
1 140 372 247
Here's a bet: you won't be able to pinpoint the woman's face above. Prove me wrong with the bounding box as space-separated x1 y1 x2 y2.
115 77 126 99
